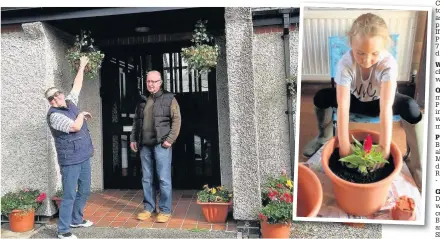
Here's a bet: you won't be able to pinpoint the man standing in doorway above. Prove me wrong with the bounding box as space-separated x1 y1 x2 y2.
45 56 94 239
130 70 181 223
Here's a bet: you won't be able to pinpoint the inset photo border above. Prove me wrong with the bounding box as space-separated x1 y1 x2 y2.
293 3 432 226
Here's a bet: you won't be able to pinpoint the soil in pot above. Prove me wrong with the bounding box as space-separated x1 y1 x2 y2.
328 147 395 184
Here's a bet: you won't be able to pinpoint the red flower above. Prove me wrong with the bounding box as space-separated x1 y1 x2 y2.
277 183 283 189
36 193 47 203
279 192 293 203
268 190 278 201
258 213 267 221
283 193 293 203
363 134 372 153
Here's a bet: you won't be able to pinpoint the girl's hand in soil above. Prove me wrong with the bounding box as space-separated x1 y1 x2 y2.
338 142 352 158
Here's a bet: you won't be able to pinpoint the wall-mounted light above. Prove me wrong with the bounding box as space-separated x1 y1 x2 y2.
135 27 150 33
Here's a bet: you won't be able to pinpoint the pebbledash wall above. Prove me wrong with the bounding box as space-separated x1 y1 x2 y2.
1 22 103 216
1 7 296 221
220 7 298 220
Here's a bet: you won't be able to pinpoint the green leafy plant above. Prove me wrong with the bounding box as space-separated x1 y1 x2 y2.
181 20 219 74
258 201 293 225
197 185 232 203
258 169 293 225
339 134 389 175
66 30 105 80
1 188 46 215
261 169 293 206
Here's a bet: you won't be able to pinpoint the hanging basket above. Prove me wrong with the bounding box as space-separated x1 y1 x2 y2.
181 20 219 74
66 30 105 80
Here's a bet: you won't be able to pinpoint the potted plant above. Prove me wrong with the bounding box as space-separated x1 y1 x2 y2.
261 169 292 207
1 188 46 232
196 185 233 223
321 129 403 216
52 189 63 209
258 170 293 238
296 163 323 217
181 20 219 76
66 30 105 80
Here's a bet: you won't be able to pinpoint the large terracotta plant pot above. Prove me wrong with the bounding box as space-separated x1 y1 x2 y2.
260 220 291 238
297 163 323 217
8 209 35 232
197 200 232 223
321 129 403 216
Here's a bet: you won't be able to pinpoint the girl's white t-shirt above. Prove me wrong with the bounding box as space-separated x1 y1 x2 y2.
334 50 398 102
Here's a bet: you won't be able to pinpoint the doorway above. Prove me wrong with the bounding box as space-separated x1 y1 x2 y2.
100 43 221 190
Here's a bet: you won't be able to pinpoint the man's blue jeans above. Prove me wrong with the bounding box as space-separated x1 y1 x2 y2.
58 159 91 234
140 144 172 214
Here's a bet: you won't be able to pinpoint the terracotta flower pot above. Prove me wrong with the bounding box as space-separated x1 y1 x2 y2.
197 200 232 223
391 196 416 220
297 163 323 217
321 129 403 216
260 220 291 238
8 209 35 232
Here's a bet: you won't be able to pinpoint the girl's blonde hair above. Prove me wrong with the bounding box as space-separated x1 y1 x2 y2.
348 13 392 50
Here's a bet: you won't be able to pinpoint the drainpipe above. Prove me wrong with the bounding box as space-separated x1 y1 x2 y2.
281 11 295 180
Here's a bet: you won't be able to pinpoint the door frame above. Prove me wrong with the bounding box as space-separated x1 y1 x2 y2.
100 41 222 190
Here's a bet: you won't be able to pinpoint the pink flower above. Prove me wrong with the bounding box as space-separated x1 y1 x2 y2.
281 169 287 176
36 193 47 203
23 188 29 192
364 134 372 154
282 193 293 203
268 190 278 201
258 213 267 221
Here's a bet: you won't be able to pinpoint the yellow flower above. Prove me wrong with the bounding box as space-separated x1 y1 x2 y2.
212 188 217 194
286 180 293 189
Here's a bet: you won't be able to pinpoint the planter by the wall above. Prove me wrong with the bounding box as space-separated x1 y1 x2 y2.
260 220 291 238
8 209 35 232
197 200 232 223
321 129 403 216
391 196 416 220
296 163 323 217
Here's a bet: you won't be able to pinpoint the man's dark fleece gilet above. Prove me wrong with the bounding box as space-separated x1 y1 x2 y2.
134 90 174 146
